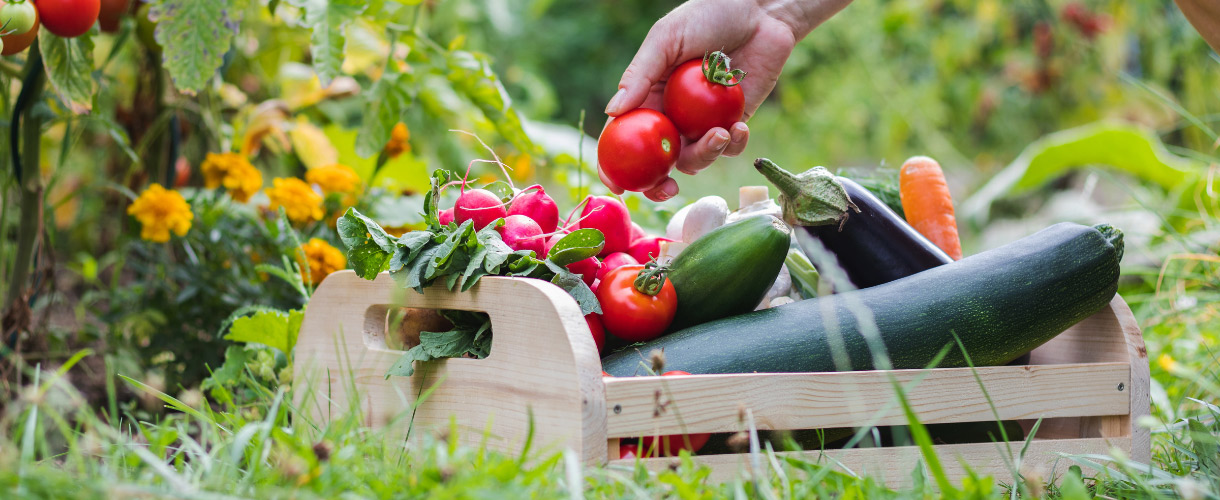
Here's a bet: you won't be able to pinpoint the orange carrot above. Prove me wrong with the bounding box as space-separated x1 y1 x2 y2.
899 156 963 260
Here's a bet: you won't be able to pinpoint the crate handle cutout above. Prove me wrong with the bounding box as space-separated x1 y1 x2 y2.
294 271 608 464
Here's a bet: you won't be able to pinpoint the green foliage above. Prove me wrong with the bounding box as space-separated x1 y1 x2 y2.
386 310 491 377
38 31 95 114
289 0 366 84
149 0 248 94
355 64 415 158
225 309 303 355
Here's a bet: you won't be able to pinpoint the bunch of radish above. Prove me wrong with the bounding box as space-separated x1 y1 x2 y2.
439 174 671 357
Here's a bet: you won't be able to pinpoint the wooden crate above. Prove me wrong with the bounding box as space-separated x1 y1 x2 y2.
295 271 1149 487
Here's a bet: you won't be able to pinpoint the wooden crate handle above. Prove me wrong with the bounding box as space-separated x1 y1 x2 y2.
293 271 607 464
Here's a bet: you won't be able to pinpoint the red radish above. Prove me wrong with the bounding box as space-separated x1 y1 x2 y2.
630 222 646 242
640 371 711 456
585 313 605 354
619 443 639 460
568 257 600 286
590 279 599 294
454 189 506 229
508 185 559 233
578 196 632 256
629 236 673 264
439 207 455 226
496 215 545 256
596 252 639 282
543 233 564 257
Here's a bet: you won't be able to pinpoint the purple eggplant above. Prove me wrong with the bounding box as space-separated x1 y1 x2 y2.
755 158 951 290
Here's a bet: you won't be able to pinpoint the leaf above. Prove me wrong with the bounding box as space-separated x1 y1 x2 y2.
960 122 1207 222
149 0 247 94
549 267 601 315
337 208 396 253
290 118 339 168
203 345 253 390
546 229 604 267
287 0 366 84
226 310 297 354
348 242 391 280
482 181 514 202
447 50 536 154
423 169 453 229
39 31 96 114
385 345 431 378
356 66 414 158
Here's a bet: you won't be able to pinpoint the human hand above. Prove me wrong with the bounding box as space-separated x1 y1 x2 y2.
599 0 852 201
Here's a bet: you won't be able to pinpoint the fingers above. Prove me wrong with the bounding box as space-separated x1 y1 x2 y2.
675 127 731 175
642 177 680 202
720 123 750 157
606 24 677 116
597 164 625 196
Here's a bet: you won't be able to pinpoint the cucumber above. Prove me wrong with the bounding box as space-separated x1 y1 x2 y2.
603 222 1123 375
667 216 791 330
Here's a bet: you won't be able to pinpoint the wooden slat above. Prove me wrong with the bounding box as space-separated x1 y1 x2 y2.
605 363 1129 437
608 437 1131 488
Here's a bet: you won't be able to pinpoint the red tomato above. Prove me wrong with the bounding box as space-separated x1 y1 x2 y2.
594 264 676 343
0 4 37 55
97 0 129 33
585 313 605 354
35 0 100 38
597 108 680 192
662 52 746 141
619 443 639 460
639 370 711 456
173 157 191 188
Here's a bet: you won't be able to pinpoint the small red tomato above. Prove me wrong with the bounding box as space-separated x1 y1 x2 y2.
597 108 680 192
98 0 129 33
173 157 191 188
585 313 605 354
36 0 100 38
619 443 639 460
595 264 676 343
0 3 38 55
639 370 711 456
662 51 746 141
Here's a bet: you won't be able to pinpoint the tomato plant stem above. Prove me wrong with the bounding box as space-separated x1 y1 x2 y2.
4 44 45 333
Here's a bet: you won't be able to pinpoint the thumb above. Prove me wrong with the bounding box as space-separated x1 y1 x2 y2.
606 27 677 116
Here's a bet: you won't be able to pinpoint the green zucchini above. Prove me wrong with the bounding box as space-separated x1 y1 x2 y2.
667 216 791 330
603 222 1122 375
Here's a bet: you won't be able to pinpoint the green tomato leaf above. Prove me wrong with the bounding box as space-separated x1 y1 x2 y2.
546 229 604 267
39 31 96 114
447 50 536 155
287 0 366 84
356 66 414 158
149 0 247 94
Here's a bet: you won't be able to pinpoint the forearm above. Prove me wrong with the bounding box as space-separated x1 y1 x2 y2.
760 0 853 40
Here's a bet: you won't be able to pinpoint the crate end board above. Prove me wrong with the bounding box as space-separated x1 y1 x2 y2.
293 271 609 465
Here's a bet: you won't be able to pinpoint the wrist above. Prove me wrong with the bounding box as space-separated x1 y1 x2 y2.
758 0 852 40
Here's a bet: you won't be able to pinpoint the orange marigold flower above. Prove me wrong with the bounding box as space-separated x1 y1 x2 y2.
384 122 410 159
305 164 362 195
127 183 193 243
267 177 325 223
201 152 263 203
298 238 346 285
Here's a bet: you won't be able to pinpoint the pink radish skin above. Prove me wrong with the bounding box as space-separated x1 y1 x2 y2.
629 236 673 264
496 215 545 256
454 189 507 230
439 207 455 226
630 222 646 242
508 185 560 233
595 252 639 282
578 196 632 256
568 257 600 286
585 314 606 354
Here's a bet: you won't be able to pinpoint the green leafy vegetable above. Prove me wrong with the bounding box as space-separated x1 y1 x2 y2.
386 311 492 377
39 31 95 114
356 65 415 158
224 309 303 355
545 229 604 267
149 0 246 94
288 0 366 84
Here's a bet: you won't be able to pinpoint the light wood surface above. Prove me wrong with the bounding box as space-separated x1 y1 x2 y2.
607 437 1130 488
604 362 1129 437
293 271 607 464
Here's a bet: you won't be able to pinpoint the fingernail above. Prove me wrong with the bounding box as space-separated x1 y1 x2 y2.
711 132 730 150
605 89 626 115
733 123 749 135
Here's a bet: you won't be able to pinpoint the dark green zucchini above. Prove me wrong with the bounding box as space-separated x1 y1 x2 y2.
602 222 1122 375
667 216 791 330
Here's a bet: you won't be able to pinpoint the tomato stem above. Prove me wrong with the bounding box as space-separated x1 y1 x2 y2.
701 50 747 87
633 260 669 296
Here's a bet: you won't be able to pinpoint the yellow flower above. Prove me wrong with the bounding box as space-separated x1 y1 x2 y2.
201 152 263 203
127 183 193 243
505 153 533 181
1157 353 1179 372
267 177 325 223
305 164 361 195
383 122 410 159
298 238 346 285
